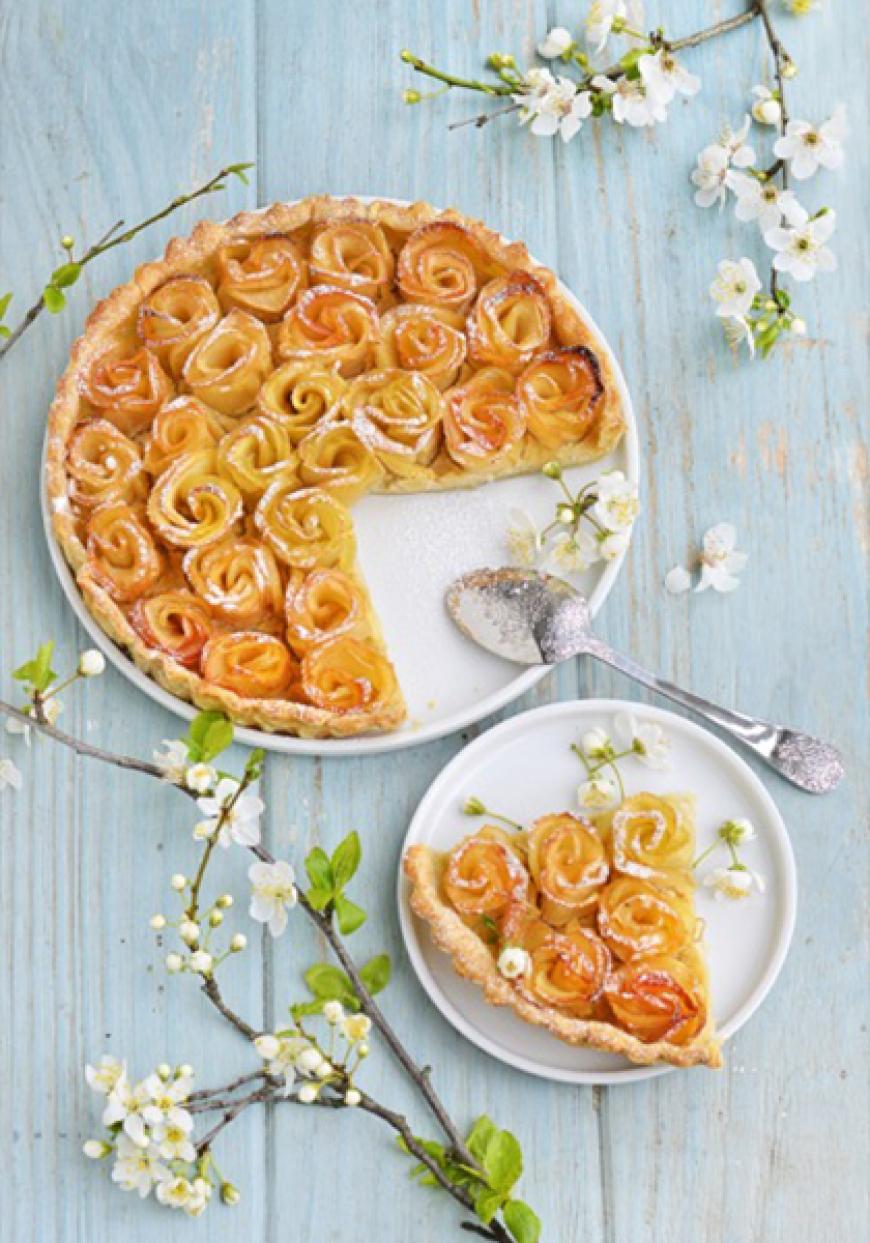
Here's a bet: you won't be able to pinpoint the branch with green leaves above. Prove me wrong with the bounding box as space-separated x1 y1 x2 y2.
0 162 253 361
1 644 540 1242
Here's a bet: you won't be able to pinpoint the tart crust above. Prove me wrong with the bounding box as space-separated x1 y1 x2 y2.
403 841 722 1070
46 196 626 738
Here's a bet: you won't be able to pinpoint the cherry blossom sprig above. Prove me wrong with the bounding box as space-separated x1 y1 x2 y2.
0 162 253 361
694 817 766 900
665 523 749 596
1 649 539 1243
506 461 640 578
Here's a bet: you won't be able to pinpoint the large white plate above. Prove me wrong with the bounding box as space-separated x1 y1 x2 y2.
41 199 637 756
398 699 797 1085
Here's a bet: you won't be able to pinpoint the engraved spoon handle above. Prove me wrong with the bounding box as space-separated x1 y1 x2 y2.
582 637 844 794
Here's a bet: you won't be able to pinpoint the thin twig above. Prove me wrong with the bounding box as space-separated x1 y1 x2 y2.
449 102 520 131
756 0 792 295
0 699 168 781
188 1069 267 1104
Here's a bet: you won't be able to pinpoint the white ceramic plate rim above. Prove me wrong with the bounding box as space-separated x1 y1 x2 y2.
398 698 797 1085
40 195 638 756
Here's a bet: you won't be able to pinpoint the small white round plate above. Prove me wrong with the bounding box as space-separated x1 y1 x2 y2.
398 698 797 1085
40 198 638 756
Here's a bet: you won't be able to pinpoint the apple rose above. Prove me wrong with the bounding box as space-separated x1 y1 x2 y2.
129 590 214 668
142 397 227 477
257 361 347 443
215 234 308 322
375 304 467 390
517 922 612 1019
441 829 530 919
467 272 552 375
397 221 488 315
182 310 273 415
276 285 379 378
136 276 221 377
443 367 526 473
85 503 165 602
284 568 368 656
66 419 147 511
296 417 383 502
201 631 300 698
518 346 605 450
343 369 444 477
184 537 284 626
604 953 707 1045
215 413 298 501
309 219 395 303
610 793 694 884
597 877 694 963
300 635 398 715
255 483 355 571
80 340 174 436
147 449 243 549
526 812 609 926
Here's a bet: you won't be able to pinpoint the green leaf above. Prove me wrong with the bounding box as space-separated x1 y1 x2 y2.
331 830 361 890
467 1116 498 1164
43 284 66 313
0 325 10 339
0 292 12 319
334 894 366 935
618 47 647 77
305 885 334 912
475 1186 505 1226
359 953 391 995
50 261 82 288
304 847 334 892
226 161 255 184
14 641 57 692
289 999 324 1020
503 1200 542 1243
184 710 227 761
201 716 234 762
484 1130 523 1194
303 963 359 1010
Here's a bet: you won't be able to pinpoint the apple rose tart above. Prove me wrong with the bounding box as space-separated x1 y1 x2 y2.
47 196 625 737
404 788 719 1068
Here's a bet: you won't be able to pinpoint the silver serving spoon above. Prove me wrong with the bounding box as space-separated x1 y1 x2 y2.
447 567 845 795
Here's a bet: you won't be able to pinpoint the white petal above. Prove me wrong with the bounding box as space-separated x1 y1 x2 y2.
664 565 692 594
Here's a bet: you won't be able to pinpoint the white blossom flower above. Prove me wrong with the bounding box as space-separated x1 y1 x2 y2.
506 507 541 567
196 777 264 849
253 1033 280 1060
613 710 671 769
298 1083 318 1104
78 649 106 677
165 952 184 973
719 817 756 845
691 117 755 208
585 0 626 54
727 172 805 233
765 210 837 282
578 775 620 810
611 76 667 127
722 314 757 358
514 68 592 142
178 919 200 946
323 1000 345 1025
750 85 781 126
102 1076 150 1147
185 1177 212 1217
184 762 217 794
230 933 247 951
152 1118 196 1163
695 523 748 593
497 946 531 979
83 1139 111 1159
154 739 189 786
545 527 600 575
86 1054 126 1095
581 727 611 759
703 865 766 900
188 950 213 974
344 1088 362 1107
255 1034 309 1094
341 1014 372 1044
141 1072 194 1135
248 859 298 937
773 106 846 180
709 258 761 319
0 757 22 791
593 470 640 532
537 26 573 59
156 1175 196 1210
639 49 700 104
599 528 632 561
111 1135 170 1198
664 565 692 594
295 1046 327 1077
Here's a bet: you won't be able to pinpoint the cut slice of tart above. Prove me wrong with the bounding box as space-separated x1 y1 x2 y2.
403 792 721 1069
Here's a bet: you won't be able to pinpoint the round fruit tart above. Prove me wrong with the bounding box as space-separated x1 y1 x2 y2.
46 196 626 738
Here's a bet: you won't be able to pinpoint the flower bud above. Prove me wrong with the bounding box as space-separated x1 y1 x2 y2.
177 1063 194 1080
542 460 563 480
83 1139 111 1159
179 920 200 945
462 796 486 816
188 950 213 975
208 909 223 928
790 317 807 336
254 1034 280 1060
402 88 422 104
357 1042 370 1059
156 1062 172 1080
344 1088 362 1107
230 933 247 952
781 59 798 79
78 649 106 678
400 48 414 63
323 1000 344 1025
61 235 75 250
296 1047 323 1076
165 952 184 973
170 874 187 892
221 1182 241 1206
297 1083 318 1104
216 893 234 908
149 914 166 931
556 502 575 525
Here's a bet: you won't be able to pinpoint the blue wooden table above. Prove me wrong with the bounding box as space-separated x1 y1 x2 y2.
1 3 867 1240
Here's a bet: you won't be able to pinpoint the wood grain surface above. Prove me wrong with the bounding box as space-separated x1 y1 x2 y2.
0 2 866 1240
